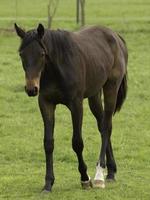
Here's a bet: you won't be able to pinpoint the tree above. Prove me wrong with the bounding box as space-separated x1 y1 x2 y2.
47 0 59 28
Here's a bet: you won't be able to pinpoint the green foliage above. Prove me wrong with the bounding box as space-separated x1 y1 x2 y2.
0 0 150 199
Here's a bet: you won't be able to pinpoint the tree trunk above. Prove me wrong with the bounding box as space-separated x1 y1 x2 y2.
48 3 51 29
47 0 59 29
48 15 52 29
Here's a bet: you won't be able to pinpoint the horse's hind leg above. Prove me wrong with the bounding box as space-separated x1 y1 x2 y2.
88 91 116 187
88 91 103 132
106 140 117 181
95 80 120 188
68 98 92 189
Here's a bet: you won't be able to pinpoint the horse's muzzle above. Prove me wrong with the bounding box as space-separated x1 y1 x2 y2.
25 86 38 97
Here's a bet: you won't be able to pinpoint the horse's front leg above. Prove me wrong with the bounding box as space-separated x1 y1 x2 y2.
38 95 56 192
69 98 92 189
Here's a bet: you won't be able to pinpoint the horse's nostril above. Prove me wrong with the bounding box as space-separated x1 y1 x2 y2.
25 86 38 97
34 86 38 94
24 86 27 92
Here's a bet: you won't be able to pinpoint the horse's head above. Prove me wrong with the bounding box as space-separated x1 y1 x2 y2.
15 23 47 97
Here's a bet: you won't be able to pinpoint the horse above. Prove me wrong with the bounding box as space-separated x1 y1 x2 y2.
14 23 128 192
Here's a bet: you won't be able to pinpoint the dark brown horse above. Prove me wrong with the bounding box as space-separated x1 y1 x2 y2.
15 23 128 192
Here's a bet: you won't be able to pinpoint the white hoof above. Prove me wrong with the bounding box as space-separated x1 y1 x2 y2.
93 180 105 188
93 164 105 189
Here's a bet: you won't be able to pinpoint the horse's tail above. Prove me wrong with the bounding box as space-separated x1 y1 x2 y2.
118 33 126 45
114 73 128 114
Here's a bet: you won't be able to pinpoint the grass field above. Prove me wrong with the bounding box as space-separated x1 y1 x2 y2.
0 0 150 199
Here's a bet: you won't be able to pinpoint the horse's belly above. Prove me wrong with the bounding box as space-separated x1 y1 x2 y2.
84 65 108 98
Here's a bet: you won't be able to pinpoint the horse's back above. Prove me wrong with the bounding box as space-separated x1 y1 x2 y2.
76 25 127 67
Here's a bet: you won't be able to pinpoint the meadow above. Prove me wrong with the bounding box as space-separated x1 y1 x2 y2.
0 0 150 199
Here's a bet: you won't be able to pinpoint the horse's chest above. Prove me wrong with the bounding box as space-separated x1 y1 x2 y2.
41 84 66 104
50 86 63 100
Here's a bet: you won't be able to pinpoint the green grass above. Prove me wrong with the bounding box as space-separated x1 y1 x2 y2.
0 0 150 199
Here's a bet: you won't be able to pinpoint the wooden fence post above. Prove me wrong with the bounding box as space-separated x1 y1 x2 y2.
76 0 85 26
80 0 85 26
76 0 80 24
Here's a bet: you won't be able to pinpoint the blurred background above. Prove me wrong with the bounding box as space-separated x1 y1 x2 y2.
0 0 149 32
0 0 150 199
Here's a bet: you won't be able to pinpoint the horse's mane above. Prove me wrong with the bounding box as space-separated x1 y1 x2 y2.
44 29 77 66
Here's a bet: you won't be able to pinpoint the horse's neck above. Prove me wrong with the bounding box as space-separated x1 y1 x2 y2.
42 30 78 90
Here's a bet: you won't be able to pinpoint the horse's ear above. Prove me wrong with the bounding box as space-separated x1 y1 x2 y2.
14 23 25 39
37 23 45 39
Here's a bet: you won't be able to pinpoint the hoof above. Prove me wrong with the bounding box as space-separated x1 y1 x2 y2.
41 185 52 193
93 164 105 188
106 178 116 183
81 178 93 189
41 189 51 194
93 180 105 189
106 174 116 183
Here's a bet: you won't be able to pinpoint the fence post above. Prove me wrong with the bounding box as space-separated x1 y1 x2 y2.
80 0 85 26
15 0 18 21
76 0 80 24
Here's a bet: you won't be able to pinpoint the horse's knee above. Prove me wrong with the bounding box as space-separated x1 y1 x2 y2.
72 137 84 153
44 139 54 154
